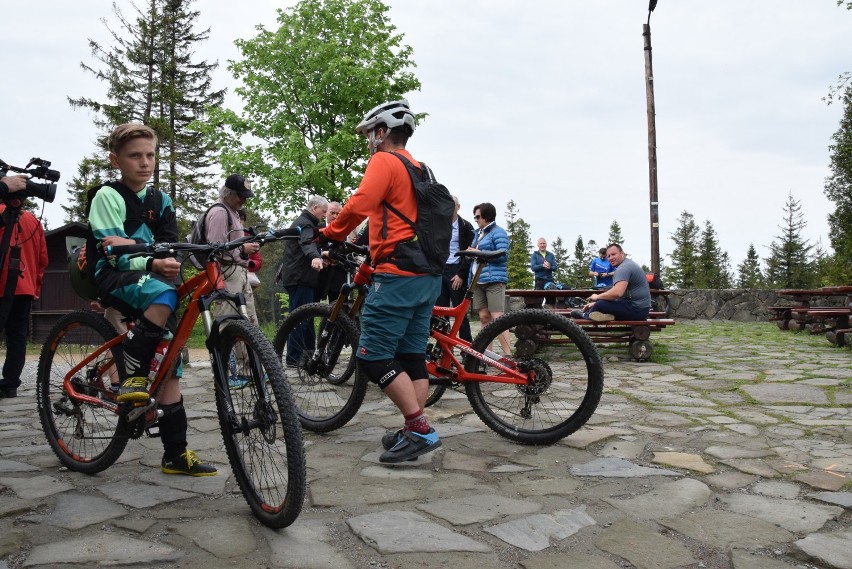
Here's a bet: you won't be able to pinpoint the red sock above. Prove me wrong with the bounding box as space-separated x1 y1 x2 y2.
403 411 431 435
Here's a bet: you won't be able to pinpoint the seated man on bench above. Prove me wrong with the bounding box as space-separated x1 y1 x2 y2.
571 243 651 322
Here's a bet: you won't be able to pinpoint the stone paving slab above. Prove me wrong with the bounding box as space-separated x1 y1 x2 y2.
2 321 852 569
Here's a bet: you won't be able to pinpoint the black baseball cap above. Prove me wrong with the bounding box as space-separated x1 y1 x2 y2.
225 174 254 197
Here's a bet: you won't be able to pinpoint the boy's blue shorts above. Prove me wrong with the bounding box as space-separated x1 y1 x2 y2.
357 273 441 361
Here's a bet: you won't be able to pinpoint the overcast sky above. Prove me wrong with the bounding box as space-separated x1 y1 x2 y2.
2 0 850 271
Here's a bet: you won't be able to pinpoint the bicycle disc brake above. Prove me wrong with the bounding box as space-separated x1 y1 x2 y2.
517 358 553 418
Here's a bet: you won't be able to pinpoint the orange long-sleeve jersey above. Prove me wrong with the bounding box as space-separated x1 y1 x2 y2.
323 149 421 276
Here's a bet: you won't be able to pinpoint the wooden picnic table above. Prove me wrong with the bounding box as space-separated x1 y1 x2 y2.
505 289 674 361
772 287 852 345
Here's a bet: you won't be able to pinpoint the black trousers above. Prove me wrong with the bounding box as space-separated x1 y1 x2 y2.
1 295 32 389
436 264 473 343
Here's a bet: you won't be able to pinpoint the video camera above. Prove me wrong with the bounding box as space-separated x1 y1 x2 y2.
0 157 60 204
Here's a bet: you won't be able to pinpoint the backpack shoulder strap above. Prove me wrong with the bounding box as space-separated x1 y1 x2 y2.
200 203 231 240
381 151 418 238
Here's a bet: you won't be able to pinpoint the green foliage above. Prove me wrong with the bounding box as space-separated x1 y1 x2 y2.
607 220 624 248
765 193 816 289
736 244 764 288
550 236 570 286
695 220 732 288
505 200 532 289
823 85 852 284
62 154 115 224
667 211 700 288
195 0 420 218
69 0 224 219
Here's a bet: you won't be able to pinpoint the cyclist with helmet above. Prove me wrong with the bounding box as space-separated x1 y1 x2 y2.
321 99 442 463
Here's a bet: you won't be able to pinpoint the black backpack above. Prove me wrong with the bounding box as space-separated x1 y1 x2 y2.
185 203 232 269
71 182 163 300
379 152 454 275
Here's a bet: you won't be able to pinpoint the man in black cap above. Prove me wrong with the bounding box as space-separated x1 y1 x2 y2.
205 174 262 387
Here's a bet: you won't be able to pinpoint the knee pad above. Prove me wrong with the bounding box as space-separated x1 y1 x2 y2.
358 358 405 390
396 353 427 381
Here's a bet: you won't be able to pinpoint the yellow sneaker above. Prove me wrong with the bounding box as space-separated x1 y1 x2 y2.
116 376 150 403
161 450 218 476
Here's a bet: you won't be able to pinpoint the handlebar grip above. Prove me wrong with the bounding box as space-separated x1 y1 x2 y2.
106 243 152 256
271 227 302 239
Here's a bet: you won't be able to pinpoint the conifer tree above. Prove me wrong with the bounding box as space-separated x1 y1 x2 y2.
550 236 570 286
69 0 225 217
607 220 624 248
667 211 700 288
765 192 815 289
695 220 732 288
823 84 852 284
735 244 764 288
504 200 532 289
62 154 114 224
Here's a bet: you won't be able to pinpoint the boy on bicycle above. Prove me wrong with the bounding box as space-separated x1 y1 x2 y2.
87 123 216 476
321 100 442 463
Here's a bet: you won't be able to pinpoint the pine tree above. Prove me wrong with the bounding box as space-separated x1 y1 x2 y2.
550 236 570 286
695 220 732 288
765 192 815 289
62 154 115 224
504 200 532 289
823 84 852 284
568 236 587 287
607 220 624 248
581 238 600 288
667 211 700 288
69 0 225 217
736 244 764 288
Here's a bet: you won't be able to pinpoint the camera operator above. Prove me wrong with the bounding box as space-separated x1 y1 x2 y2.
0 175 27 197
0 175 48 398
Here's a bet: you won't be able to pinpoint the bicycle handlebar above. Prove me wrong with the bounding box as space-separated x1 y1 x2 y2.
106 226 303 258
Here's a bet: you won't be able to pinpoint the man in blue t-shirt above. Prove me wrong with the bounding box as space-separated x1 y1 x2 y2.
588 247 613 288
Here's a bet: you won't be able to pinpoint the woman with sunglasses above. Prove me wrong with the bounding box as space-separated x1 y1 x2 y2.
469 202 511 354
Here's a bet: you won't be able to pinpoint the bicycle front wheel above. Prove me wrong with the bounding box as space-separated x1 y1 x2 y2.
464 310 604 445
36 310 128 474
214 319 306 529
272 303 366 432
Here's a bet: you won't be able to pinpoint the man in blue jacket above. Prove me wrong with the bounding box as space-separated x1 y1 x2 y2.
530 237 557 310
589 247 614 288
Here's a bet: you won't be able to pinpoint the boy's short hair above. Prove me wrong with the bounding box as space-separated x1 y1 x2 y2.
108 123 158 154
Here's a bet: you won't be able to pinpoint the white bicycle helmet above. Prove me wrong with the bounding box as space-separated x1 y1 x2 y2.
355 99 415 135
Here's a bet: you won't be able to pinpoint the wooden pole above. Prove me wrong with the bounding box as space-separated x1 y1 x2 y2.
643 23 660 275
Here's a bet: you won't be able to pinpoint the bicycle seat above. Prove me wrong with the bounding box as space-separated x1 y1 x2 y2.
456 249 506 262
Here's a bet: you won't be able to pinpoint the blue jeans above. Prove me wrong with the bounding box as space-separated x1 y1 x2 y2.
589 299 649 321
285 285 318 365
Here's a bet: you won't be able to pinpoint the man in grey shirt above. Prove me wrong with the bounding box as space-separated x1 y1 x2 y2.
573 243 651 322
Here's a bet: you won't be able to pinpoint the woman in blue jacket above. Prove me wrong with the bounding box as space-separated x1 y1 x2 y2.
469 202 511 354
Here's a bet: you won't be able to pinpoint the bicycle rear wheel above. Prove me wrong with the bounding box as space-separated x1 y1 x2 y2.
464 310 603 445
272 303 366 432
215 319 306 529
36 310 128 474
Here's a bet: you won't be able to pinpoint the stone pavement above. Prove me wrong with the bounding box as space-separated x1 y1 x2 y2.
0 320 850 569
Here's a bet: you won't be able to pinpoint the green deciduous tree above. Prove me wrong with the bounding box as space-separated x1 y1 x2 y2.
765 192 815 289
196 0 420 218
69 0 225 217
505 200 532 289
695 220 732 288
736 243 764 288
667 210 700 289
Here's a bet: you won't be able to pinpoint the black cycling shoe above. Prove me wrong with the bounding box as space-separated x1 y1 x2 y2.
381 429 404 451
379 428 441 464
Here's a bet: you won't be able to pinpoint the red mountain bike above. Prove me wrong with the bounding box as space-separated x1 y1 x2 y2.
274 241 604 445
36 228 306 529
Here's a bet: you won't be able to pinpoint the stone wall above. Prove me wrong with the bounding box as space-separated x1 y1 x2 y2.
507 289 849 322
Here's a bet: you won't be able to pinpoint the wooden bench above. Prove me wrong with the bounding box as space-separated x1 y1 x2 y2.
773 287 852 344
506 288 674 362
